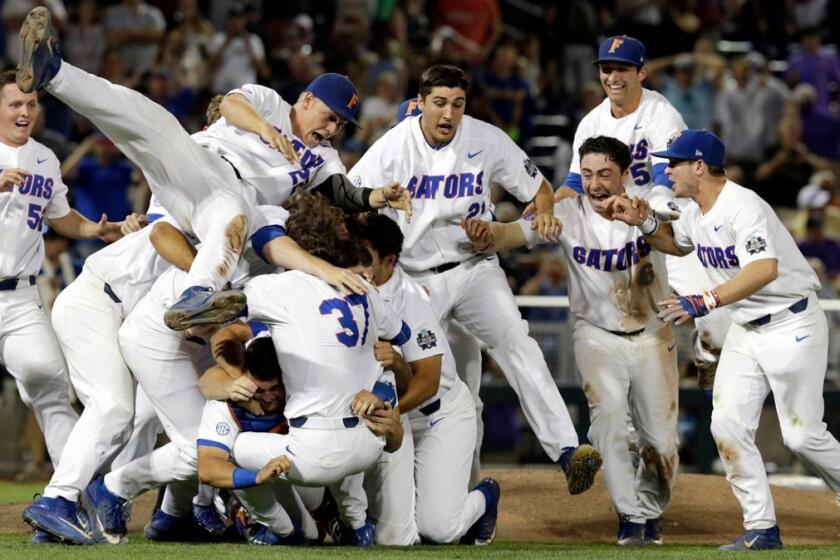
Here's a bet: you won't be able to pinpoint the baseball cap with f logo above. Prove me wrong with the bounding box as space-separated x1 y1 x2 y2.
594 35 646 67
608 37 625 53
305 73 362 127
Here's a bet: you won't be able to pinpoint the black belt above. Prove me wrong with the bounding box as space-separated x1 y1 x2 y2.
428 261 463 274
288 416 360 428
748 297 808 327
608 328 645 337
0 275 36 291
220 155 242 180
418 399 441 416
103 282 122 304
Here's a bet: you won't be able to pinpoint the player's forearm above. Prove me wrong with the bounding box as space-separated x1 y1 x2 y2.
555 186 578 201
262 235 332 278
383 409 404 452
533 179 555 215
48 210 97 240
645 223 692 256
313 174 374 212
491 222 528 252
397 356 442 413
150 221 196 272
210 321 252 374
220 93 270 136
198 366 239 400
713 258 778 307
197 453 239 489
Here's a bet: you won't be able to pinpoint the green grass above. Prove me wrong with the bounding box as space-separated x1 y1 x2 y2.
0 537 839 559
0 481 44 504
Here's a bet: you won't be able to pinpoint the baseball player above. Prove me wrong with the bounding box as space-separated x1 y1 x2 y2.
608 129 840 551
22 199 197 545
354 214 500 545
0 66 132 540
348 64 601 493
462 136 680 546
17 7 407 332
555 34 731 388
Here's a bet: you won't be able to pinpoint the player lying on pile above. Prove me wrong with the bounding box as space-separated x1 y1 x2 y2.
462 136 680 546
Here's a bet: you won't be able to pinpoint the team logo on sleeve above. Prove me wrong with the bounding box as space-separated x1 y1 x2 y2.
352 175 362 187
416 329 437 350
216 422 231 436
523 158 539 178
745 235 767 255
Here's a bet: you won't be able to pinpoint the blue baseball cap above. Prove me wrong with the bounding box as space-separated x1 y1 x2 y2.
305 73 362 127
395 98 422 123
594 35 646 67
651 129 726 167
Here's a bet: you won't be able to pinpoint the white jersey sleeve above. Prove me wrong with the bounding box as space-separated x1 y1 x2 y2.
397 286 444 363
670 207 698 253
488 127 544 202
367 284 411 345
348 134 388 189
729 201 778 267
229 84 283 119
44 166 71 219
197 400 240 454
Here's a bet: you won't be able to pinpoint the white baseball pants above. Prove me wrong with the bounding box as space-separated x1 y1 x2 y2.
410 257 579 462
573 319 680 524
105 305 212 500
235 482 320 539
409 379 486 543
711 299 840 530
46 62 252 291
0 286 77 466
46 271 135 501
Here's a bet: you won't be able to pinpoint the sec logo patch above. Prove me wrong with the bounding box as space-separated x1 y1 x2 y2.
216 422 231 435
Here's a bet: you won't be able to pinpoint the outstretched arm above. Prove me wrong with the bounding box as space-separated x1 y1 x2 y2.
462 218 531 253
605 195 692 256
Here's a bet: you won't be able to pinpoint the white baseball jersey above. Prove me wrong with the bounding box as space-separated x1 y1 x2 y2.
83 197 188 316
566 89 686 193
519 186 672 333
244 270 410 419
197 399 288 455
348 115 544 272
378 266 452 408
192 84 346 205
670 180 820 324
0 139 70 278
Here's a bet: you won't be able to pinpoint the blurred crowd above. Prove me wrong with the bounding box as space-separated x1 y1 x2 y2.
0 0 838 337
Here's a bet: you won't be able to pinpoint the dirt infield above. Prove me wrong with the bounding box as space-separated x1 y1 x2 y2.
2 470 838 544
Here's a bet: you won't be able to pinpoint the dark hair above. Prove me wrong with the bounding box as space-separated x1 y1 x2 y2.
578 136 632 171
245 337 282 382
284 191 347 262
0 70 17 90
350 213 403 260
331 238 372 268
418 65 470 99
706 164 726 177
205 94 224 126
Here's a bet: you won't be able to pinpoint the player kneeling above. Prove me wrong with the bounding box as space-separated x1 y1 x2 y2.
463 136 680 546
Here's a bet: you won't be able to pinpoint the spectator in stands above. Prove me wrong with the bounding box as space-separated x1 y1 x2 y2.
3 0 67 65
208 2 270 94
323 3 371 76
141 68 197 127
715 55 789 181
799 216 840 281
433 0 501 65
797 170 838 210
275 48 323 103
648 50 725 130
359 71 400 146
64 0 104 75
786 27 840 110
520 251 569 323
161 0 215 90
480 43 532 144
792 83 840 159
104 0 166 74
32 108 70 162
756 115 833 207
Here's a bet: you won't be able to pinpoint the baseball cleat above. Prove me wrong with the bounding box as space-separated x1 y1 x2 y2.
31 528 55 544
144 509 195 542
17 7 62 93
644 517 663 545
719 526 783 551
617 517 646 546
22 496 93 545
81 476 127 544
192 503 227 537
164 286 247 331
346 520 375 547
245 522 309 546
472 477 501 545
560 444 603 495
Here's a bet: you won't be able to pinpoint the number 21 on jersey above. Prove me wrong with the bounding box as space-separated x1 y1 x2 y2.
319 293 370 348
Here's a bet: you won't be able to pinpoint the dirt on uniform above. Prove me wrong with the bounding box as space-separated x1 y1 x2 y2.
2 470 838 544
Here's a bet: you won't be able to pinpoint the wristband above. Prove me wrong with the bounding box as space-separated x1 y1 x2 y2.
232 467 259 488
702 289 720 312
640 213 659 236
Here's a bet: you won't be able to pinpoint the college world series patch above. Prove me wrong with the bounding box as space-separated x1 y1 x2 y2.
745 235 767 255
416 329 437 350
524 158 539 178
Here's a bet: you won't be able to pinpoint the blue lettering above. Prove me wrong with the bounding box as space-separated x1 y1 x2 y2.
407 176 418 197
443 175 459 198
43 177 53 198
459 173 475 197
428 175 443 198
713 247 727 269
19 174 32 195
585 249 602 270
30 174 44 198
602 248 618 271
705 247 718 267
626 241 639 266
616 248 627 271
573 246 586 264
415 176 430 199
725 246 739 267
475 171 484 195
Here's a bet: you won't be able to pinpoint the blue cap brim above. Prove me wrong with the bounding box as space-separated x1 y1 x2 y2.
650 149 681 160
593 57 643 67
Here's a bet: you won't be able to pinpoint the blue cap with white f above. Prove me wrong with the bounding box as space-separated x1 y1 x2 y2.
305 73 362 127
594 35 646 67
651 129 726 167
